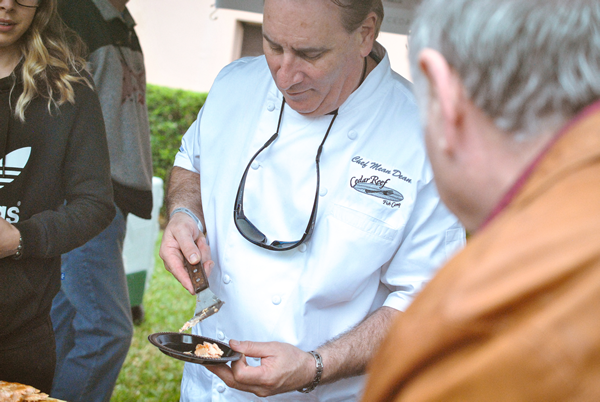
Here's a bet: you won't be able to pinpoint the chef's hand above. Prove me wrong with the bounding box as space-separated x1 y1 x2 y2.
0 218 21 259
159 212 213 295
205 340 316 397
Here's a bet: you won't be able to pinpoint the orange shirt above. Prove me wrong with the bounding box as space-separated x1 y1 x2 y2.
362 102 600 402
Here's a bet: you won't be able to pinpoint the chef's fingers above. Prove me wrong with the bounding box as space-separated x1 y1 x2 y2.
205 363 237 386
197 236 215 277
226 340 314 395
168 212 204 266
224 361 277 397
204 357 259 392
159 219 196 294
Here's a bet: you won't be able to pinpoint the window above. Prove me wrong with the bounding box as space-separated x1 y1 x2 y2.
239 22 264 58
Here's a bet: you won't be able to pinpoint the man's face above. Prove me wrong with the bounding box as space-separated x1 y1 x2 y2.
263 0 368 117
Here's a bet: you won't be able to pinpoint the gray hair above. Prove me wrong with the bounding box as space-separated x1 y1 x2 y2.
409 0 600 137
331 0 384 39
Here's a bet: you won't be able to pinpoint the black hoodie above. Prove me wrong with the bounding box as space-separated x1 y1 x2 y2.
0 66 115 338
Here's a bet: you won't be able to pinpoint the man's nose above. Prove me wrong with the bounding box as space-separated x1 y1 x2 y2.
276 55 304 90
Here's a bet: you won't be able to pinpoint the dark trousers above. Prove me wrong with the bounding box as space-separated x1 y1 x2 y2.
0 315 56 393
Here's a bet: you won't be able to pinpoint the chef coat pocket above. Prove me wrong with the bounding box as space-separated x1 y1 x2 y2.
305 204 402 307
331 204 398 241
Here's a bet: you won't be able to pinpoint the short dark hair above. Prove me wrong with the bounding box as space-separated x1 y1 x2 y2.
331 0 384 38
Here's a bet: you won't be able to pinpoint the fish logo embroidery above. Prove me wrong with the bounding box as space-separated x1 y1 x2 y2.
0 147 31 189
350 175 404 208
352 181 404 202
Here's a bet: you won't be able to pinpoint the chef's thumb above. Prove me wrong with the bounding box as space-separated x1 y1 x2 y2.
229 339 263 357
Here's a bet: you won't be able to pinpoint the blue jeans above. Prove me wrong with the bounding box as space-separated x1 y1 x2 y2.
50 206 133 402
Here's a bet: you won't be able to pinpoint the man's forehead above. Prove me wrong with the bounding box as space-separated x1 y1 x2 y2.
264 0 336 7
263 0 345 36
263 0 343 20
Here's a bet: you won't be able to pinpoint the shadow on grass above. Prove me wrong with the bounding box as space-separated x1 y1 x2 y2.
112 232 195 402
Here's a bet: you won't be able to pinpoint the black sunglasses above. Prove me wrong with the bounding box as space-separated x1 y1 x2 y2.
233 97 338 251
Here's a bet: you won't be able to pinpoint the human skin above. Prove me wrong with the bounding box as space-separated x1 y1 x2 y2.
262 0 375 116
0 0 35 76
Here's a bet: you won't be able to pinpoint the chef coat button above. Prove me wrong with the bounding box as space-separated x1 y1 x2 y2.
217 331 225 340
319 187 328 197
267 102 275 111
223 274 231 284
272 295 281 305
217 384 226 393
348 130 358 140
251 161 260 170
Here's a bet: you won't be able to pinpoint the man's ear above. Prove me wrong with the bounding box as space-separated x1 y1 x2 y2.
418 49 465 151
358 12 377 57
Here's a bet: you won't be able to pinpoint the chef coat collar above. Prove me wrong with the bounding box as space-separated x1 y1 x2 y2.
337 41 395 115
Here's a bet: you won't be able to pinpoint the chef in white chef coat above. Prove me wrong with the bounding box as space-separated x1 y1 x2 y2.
159 0 465 401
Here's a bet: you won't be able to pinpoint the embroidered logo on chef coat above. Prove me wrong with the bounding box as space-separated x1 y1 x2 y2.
350 156 412 209
350 175 404 208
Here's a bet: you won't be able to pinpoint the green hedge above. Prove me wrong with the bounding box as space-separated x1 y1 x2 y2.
147 84 207 218
148 83 207 182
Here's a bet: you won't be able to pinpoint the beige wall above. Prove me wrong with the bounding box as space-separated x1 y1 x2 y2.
128 0 411 93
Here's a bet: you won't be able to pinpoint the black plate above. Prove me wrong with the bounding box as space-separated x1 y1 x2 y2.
148 332 242 365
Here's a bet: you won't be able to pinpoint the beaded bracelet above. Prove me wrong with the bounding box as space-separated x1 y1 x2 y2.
12 236 23 260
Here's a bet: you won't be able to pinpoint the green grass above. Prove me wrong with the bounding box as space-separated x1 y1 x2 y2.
112 233 195 401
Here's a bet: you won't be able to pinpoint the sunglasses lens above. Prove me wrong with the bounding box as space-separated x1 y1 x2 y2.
235 216 267 244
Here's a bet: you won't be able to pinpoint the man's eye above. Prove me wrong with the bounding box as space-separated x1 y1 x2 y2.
302 53 322 61
269 45 283 54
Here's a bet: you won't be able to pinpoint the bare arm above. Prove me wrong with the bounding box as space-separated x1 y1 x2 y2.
206 306 399 397
159 166 213 294
317 306 399 384
165 166 205 221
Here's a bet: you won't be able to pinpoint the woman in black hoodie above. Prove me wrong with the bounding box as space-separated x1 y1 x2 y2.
0 0 114 392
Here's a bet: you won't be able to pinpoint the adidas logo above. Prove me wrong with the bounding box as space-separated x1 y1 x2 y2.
0 147 31 189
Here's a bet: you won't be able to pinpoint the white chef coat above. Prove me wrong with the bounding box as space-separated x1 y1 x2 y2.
174 43 465 402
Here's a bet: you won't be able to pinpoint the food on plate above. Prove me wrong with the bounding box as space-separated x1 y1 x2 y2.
183 341 224 359
0 381 66 402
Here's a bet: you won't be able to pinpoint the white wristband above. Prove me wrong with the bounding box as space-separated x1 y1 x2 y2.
171 207 204 234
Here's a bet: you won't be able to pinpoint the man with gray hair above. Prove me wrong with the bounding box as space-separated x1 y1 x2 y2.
362 0 600 400
159 0 464 400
